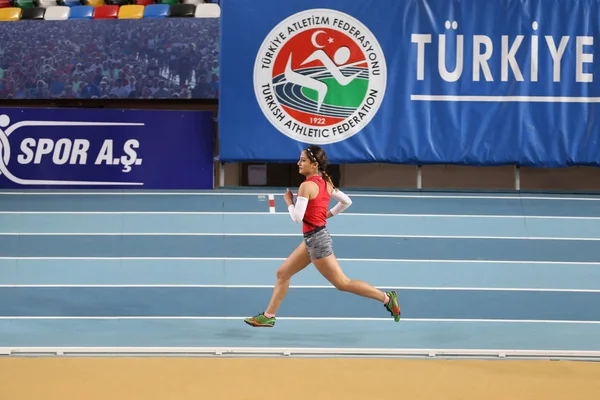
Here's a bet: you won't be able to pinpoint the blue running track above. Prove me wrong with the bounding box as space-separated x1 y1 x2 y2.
1 189 600 359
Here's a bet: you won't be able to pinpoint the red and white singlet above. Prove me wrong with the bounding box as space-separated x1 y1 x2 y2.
301 175 331 234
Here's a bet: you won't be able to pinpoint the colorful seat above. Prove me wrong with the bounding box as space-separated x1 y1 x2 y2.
68 4 92 18
20 6 45 18
195 3 218 17
61 0 82 7
12 0 35 8
143 3 168 17
37 0 58 8
93 4 118 18
0 6 21 19
117 4 143 19
43 4 69 19
169 3 193 17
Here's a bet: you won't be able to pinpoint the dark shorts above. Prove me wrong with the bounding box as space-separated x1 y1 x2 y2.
303 226 333 260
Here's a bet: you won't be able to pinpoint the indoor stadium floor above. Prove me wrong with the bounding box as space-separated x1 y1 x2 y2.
2 188 600 399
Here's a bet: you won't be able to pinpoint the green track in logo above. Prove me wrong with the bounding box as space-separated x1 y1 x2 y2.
301 77 369 108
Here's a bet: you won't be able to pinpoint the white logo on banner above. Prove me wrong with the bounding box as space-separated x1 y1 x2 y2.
254 8 387 145
0 114 145 186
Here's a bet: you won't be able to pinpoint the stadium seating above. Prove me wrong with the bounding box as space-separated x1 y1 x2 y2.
0 0 220 19
0 0 220 101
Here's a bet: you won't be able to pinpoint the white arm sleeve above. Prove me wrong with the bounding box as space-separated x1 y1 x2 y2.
329 189 352 216
288 196 309 223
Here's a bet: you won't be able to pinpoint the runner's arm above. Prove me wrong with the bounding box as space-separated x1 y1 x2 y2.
286 182 312 223
327 189 352 218
288 196 308 223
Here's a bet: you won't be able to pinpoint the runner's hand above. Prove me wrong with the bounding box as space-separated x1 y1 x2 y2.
284 188 294 205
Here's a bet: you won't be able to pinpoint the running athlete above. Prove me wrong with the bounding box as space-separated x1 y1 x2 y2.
244 145 401 327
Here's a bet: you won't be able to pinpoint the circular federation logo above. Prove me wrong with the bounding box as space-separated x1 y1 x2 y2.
254 8 387 145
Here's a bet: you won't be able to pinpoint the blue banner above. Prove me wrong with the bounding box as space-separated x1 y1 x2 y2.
218 0 600 167
0 18 219 100
0 108 214 189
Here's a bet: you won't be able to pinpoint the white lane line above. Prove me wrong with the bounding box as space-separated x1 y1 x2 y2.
1 211 599 220
2 346 600 360
0 211 277 215
2 347 600 360
1 284 599 292
0 232 599 241
1 257 599 265
0 316 598 324
0 191 599 201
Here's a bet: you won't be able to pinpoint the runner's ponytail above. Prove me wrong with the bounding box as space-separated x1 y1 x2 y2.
305 145 336 190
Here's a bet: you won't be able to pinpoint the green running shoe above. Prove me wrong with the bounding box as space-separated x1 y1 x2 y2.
384 291 401 322
244 312 276 327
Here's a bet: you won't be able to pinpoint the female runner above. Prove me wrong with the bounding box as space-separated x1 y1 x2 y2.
244 145 401 327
